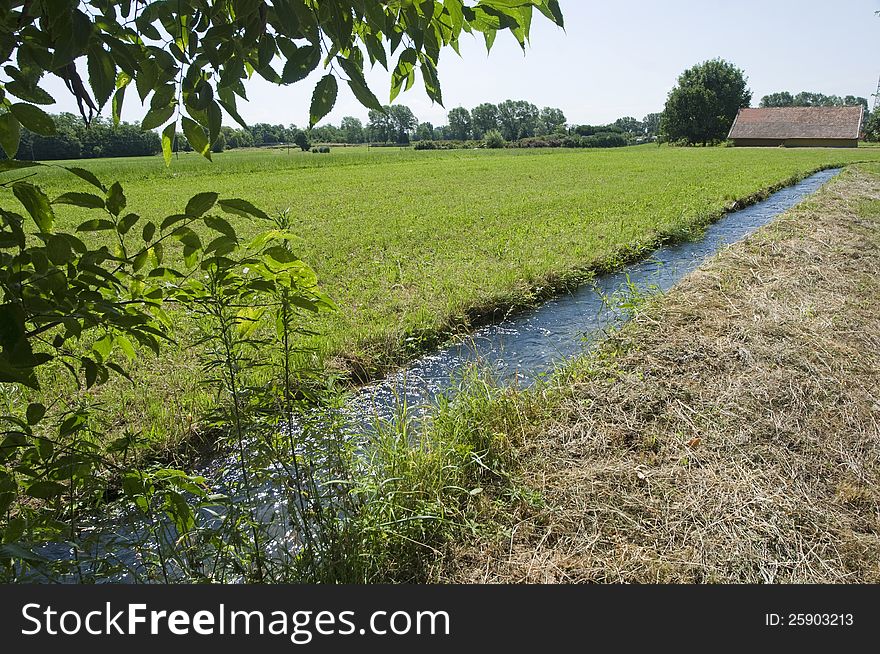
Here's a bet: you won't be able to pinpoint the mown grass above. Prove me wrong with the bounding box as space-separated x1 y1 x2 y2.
7 144 880 461
427 164 880 583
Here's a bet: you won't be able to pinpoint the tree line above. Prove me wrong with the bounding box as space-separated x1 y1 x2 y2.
14 103 667 160
14 113 162 160
759 91 869 112
10 72 875 162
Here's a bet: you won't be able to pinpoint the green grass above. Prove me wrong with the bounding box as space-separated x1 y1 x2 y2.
8 144 880 458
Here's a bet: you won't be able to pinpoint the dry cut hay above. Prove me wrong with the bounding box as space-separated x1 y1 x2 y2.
443 166 880 583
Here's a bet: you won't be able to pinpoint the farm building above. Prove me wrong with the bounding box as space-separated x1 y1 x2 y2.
727 106 863 147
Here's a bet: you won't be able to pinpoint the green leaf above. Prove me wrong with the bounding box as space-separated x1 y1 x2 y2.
217 91 248 131
172 227 201 250
53 192 105 209
92 334 113 358
419 54 443 105
12 183 54 233
107 362 134 383
112 85 126 126
236 306 266 338
161 122 176 166
135 59 158 102
83 357 99 388
160 214 188 230
310 75 338 128
64 167 105 191
142 104 175 131
218 198 270 221
337 56 383 111
347 78 383 112
117 213 139 235
76 218 116 232
3 516 25 544
26 402 46 425
536 0 564 27
26 480 67 500
185 192 219 218
281 44 321 84
4 81 55 105
0 112 21 159
182 116 211 160
390 48 417 102
142 221 156 242
151 84 176 111
46 234 73 264
132 249 149 272
204 216 237 240
207 99 222 148
116 335 136 360
0 543 46 563
10 103 55 136
88 44 116 108
264 245 298 263
0 160 39 173
106 182 126 216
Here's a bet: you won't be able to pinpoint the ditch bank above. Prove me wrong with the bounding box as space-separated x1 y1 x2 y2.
440 164 880 583
334 163 857 386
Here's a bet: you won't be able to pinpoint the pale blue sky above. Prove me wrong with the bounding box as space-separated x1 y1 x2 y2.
43 0 880 128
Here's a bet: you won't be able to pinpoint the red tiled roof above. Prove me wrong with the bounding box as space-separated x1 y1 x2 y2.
727 106 863 140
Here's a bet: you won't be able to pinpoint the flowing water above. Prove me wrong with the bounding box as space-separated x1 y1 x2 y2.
33 168 841 581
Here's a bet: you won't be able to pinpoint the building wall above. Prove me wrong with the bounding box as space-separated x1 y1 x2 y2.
731 138 858 148
783 138 858 148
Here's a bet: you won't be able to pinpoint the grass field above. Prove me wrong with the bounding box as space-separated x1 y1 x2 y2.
9 144 880 459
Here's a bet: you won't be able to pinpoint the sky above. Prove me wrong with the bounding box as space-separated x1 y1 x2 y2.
41 0 880 129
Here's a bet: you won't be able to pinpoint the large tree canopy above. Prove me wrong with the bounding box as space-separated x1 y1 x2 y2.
660 58 751 145
0 0 564 162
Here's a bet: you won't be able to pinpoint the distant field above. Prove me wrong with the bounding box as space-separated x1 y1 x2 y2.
11 144 880 455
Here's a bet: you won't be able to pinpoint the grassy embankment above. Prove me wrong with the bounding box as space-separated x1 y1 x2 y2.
7 145 880 466
398 163 880 583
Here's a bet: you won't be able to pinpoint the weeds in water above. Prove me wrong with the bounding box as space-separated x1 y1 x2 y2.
596 272 661 323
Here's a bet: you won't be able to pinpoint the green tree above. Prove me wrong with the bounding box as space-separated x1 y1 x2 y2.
12 112 161 160
222 127 254 149
367 108 393 142
294 130 311 151
340 116 365 144
415 122 435 142
864 112 880 142
310 124 343 143
843 96 869 113
642 112 662 137
613 116 643 136
484 129 506 148
388 105 418 143
660 58 752 145
761 91 868 113
760 91 795 107
497 99 539 140
447 107 472 140
538 106 567 135
471 102 500 138
369 105 417 143
211 131 226 153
